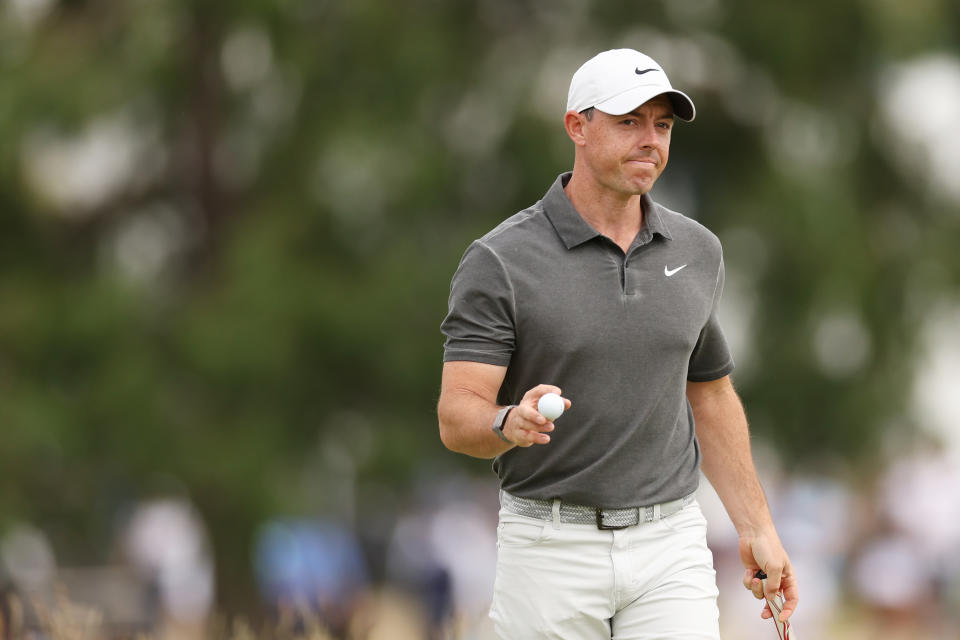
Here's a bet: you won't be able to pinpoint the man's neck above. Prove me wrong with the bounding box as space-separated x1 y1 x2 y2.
564 170 646 253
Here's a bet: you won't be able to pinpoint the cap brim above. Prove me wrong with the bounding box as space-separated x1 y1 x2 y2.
595 87 696 122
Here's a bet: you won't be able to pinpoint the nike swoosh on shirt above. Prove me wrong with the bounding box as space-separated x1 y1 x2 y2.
664 264 687 276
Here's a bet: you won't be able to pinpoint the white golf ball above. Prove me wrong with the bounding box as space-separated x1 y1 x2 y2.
538 392 564 421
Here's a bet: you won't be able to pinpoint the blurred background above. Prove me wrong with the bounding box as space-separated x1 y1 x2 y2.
1 0 959 638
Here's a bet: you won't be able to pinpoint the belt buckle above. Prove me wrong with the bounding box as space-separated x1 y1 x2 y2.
595 507 629 530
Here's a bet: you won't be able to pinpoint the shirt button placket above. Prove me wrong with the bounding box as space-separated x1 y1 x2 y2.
623 260 637 297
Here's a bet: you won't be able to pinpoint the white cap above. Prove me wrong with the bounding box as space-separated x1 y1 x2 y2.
566 49 696 121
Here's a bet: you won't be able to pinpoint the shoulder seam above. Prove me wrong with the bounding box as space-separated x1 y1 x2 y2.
482 202 542 243
710 243 723 312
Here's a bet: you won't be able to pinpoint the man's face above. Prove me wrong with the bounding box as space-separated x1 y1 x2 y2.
577 94 674 196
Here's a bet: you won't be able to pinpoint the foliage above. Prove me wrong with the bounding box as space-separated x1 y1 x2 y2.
1 0 958 613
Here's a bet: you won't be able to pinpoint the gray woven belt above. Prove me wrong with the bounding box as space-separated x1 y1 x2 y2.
500 490 696 530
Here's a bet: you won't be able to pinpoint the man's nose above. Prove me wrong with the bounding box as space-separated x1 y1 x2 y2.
636 121 659 147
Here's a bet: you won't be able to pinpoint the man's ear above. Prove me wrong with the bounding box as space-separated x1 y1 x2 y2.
564 110 588 146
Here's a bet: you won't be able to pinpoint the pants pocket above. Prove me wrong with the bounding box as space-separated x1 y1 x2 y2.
497 517 551 548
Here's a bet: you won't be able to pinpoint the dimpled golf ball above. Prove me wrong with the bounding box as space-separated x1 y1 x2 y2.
538 392 564 421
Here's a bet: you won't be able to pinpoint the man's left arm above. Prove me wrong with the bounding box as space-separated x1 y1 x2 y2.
687 375 799 622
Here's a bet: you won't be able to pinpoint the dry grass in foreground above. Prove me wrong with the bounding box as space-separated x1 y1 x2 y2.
1 587 448 640
1 591 343 640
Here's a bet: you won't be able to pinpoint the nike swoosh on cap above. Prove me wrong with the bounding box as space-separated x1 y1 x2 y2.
635 68 657 75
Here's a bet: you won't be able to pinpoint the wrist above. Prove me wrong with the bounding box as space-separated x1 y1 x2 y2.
492 405 517 444
736 521 778 540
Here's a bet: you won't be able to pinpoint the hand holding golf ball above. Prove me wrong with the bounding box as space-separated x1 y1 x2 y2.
537 392 565 421
502 386 570 447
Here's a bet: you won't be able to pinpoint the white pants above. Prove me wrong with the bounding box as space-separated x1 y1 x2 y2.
490 500 720 639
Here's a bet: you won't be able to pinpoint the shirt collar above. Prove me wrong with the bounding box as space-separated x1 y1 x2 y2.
543 172 673 250
638 194 673 243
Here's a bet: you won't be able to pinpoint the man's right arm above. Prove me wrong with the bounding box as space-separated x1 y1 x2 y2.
437 361 565 459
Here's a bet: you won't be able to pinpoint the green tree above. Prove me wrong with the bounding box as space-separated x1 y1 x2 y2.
1 0 957 616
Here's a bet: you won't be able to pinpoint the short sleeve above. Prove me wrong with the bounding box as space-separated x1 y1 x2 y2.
687 255 735 381
441 241 516 366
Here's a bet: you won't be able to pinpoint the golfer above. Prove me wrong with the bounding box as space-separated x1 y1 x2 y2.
438 48 798 638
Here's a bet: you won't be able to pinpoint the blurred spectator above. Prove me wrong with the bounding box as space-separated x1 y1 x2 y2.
850 531 933 632
385 509 454 639
384 476 498 640
860 445 960 636
0 522 57 637
878 448 960 571
254 517 369 638
121 497 214 635
0 523 56 599
700 461 857 639
427 498 497 638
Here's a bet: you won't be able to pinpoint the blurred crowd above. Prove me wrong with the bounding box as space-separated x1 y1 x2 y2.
2 441 960 639
701 442 960 640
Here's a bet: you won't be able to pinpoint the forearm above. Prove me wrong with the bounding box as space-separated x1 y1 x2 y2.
437 388 515 459
438 361 562 458
689 377 798 617
689 378 775 536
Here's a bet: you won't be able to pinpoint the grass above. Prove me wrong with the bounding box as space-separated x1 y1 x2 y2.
1 591 342 640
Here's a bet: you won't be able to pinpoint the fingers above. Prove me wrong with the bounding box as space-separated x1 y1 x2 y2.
503 385 571 447
744 567 798 623
762 564 798 622
762 565 783 602
739 532 800 622
526 383 563 400
506 403 556 447
524 385 573 412
743 569 764 600
778 572 799 621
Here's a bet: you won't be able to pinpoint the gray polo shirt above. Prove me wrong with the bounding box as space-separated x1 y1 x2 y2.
442 172 734 507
